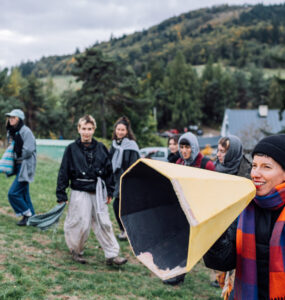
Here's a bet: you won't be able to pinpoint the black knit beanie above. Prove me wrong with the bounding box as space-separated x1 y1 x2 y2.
252 134 285 170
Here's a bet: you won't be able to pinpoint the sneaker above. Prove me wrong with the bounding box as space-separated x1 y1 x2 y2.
71 251 87 264
106 256 128 266
17 216 29 226
117 231 127 241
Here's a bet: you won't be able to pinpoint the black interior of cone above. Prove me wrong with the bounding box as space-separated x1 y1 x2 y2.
121 162 190 270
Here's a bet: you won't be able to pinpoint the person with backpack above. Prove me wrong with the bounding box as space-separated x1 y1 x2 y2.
6 109 36 226
109 116 140 241
176 132 215 170
56 115 127 266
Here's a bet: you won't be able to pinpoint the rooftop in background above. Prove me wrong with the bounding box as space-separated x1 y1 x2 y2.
221 107 285 150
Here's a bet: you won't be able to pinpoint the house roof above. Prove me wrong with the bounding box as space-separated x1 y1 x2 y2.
221 108 285 150
223 109 285 136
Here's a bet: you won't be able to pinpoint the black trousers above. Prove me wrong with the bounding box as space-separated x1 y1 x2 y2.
113 197 124 231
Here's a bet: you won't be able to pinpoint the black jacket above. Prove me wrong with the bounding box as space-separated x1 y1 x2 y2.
109 146 140 198
203 202 283 299
56 138 114 202
167 151 180 164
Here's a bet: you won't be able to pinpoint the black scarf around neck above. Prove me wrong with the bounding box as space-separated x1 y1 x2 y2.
7 119 24 158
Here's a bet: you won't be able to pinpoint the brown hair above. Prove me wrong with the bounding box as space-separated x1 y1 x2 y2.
168 135 179 146
112 116 136 140
219 137 230 151
77 115 97 129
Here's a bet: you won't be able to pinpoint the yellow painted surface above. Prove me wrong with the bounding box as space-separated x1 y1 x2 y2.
120 158 256 279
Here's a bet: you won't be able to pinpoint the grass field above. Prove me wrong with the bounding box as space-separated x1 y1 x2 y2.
41 65 285 97
41 76 82 95
0 156 221 300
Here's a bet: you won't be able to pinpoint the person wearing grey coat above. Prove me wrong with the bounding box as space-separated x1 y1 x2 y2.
5 109 36 226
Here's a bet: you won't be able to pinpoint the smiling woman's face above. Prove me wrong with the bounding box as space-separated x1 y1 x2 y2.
115 123 128 140
168 139 178 153
251 155 285 196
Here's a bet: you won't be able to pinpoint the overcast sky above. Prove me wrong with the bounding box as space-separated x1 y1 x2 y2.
0 0 284 68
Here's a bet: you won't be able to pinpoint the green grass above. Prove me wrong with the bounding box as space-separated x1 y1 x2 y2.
0 156 221 300
41 75 82 95
193 64 285 78
43 65 285 96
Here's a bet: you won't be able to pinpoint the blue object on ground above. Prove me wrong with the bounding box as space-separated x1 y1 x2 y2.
27 202 66 230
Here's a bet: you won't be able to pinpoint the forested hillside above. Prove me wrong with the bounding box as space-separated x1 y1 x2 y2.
17 4 285 78
0 3 284 146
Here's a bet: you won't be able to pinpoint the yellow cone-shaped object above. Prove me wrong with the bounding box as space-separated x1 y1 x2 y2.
120 158 255 280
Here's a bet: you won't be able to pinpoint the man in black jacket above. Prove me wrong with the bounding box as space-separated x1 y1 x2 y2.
56 115 127 266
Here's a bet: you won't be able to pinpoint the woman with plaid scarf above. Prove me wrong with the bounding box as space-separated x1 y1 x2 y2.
204 134 285 300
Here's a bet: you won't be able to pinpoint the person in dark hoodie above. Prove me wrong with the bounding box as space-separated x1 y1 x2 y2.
56 115 127 266
204 134 285 299
167 135 180 164
6 109 36 226
109 116 140 241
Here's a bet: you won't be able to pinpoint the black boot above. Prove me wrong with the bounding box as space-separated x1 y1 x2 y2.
163 274 185 286
17 215 29 226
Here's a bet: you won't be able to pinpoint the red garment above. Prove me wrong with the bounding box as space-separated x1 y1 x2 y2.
176 152 215 171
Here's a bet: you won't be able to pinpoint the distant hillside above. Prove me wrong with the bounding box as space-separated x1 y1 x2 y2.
18 3 285 78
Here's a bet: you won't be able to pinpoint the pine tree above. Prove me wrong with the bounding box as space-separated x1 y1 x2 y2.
164 51 201 130
73 48 149 138
19 74 45 132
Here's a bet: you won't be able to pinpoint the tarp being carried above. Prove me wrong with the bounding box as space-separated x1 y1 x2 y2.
120 158 255 280
27 202 66 230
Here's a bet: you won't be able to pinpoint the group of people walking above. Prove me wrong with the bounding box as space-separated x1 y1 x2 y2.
167 131 285 299
3 108 285 299
4 110 140 266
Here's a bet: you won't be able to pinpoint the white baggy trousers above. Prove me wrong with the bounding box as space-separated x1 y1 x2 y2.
64 189 120 259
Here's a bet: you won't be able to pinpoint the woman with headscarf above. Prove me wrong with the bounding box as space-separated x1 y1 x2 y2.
110 116 140 240
164 132 215 286
204 134 285 299
215 135 251 178
5 109 36 226
213 135 251 299
176 132 215 170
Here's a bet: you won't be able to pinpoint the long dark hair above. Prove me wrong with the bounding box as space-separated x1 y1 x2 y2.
168 135 179 146
112 116 136 140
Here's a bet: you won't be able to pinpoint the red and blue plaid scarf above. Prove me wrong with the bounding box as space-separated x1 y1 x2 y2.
235 182 285 300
